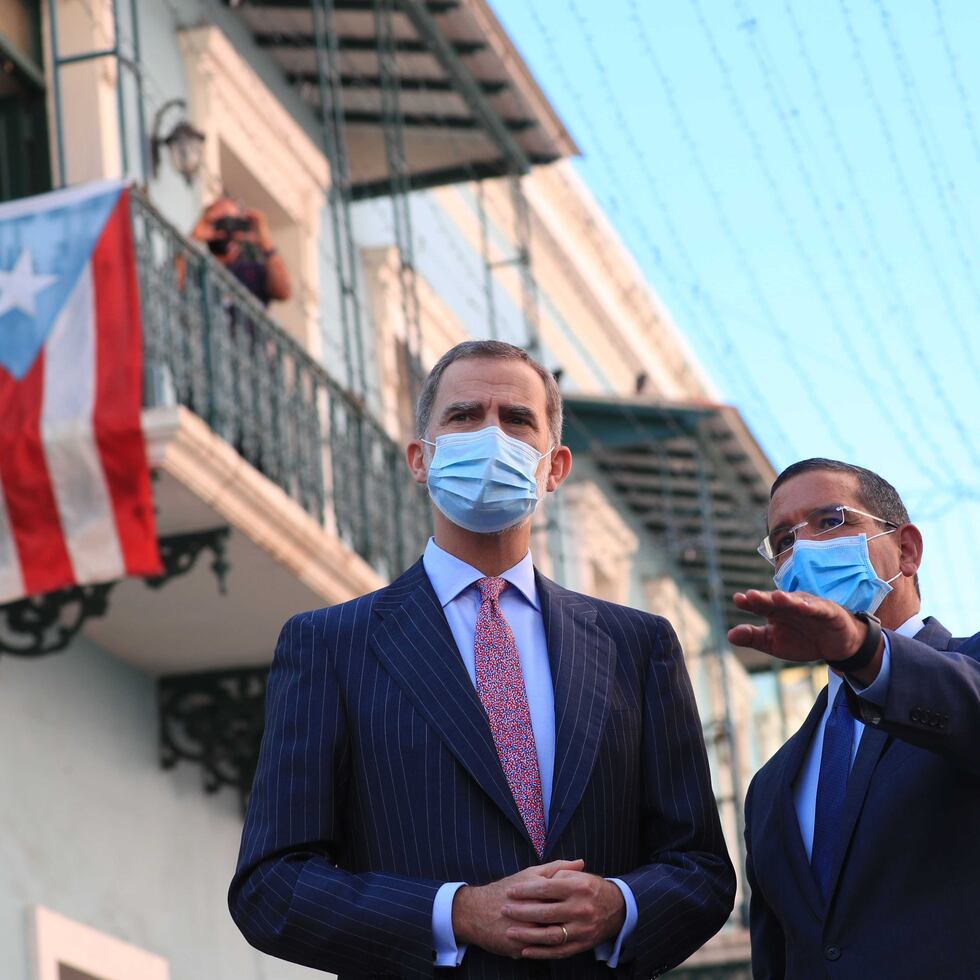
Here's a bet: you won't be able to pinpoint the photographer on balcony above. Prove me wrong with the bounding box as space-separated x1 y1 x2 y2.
185 196 290 476
191 196 291 306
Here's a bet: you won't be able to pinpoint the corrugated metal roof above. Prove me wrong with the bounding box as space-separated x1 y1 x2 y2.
562 395 776 659
230 0 578 196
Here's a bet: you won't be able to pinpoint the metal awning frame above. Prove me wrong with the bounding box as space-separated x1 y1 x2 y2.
562 396 775 640
397 0 531 176
230 0 576 198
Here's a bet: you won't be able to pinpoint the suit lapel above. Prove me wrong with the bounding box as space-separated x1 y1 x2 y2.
830 616 951 898
537 573 616 855
369 561 529 843
824 617 949 902
776 619 951 911
823 722 889 905
776 688 827 919
914 616 952 651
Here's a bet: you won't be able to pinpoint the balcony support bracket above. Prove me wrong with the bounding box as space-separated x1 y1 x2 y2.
145 526 231 595
0 526 231 657
0 583 117 657
157 667 269 809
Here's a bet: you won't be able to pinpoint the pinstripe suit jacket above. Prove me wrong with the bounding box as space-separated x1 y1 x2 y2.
229 559 735 978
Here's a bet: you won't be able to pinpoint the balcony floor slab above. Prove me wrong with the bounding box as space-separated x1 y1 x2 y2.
81 406 390 675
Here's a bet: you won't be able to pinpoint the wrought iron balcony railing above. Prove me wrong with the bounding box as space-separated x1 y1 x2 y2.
130 191 429 581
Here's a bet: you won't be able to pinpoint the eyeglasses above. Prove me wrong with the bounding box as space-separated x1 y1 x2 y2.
758 504 899 565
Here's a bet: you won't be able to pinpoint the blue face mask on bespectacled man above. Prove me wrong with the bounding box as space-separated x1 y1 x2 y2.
422 425 554 534
773 532 901 614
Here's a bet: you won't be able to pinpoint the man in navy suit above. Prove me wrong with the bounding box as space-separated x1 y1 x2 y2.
230 340 735 977
730 459 980 979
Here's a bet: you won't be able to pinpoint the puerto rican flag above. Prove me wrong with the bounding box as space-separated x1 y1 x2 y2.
0 180 161 604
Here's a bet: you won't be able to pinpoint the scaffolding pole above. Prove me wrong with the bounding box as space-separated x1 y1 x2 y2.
399 0 541 357
475 176 542 357
694 422 750 929
510 173 541 358
477 180 497 339
375 0 423 403
312 0 368 398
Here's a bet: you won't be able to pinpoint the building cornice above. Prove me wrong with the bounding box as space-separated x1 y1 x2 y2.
144 405 384 606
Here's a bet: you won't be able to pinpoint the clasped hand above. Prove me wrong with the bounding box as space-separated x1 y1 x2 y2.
452 858 626 959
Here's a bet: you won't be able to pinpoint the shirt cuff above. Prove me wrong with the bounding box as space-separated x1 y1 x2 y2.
432 882 468 967
593 878 638 967
846 631 892 704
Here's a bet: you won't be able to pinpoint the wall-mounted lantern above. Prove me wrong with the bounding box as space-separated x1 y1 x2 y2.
150 98 205 185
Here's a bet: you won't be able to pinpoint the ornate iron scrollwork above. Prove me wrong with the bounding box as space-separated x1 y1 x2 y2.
0 583 116 656
145 527 230 594
0 526 231 656
158 667 268 809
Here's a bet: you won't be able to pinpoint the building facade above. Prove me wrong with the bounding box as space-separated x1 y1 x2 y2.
0 1 818 977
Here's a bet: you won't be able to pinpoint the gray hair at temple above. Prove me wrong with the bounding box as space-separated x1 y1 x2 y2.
415 340 563 450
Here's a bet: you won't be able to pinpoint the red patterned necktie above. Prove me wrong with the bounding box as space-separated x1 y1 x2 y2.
474 576 547 857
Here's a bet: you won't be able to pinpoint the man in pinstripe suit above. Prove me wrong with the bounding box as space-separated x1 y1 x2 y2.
230 341 735 978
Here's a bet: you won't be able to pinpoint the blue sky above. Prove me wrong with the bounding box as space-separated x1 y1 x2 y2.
491 0 978 635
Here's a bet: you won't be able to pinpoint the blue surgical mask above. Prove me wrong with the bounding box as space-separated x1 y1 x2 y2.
422 425 552 534
773 532 900 614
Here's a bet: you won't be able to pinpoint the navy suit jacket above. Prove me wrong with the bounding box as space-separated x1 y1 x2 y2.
745 619 980 979
229 559 735 978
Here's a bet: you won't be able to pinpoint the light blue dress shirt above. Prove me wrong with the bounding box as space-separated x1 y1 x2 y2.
793 614 924 858
422 538 637 968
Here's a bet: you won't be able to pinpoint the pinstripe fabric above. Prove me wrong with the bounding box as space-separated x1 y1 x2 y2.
229 560 735 978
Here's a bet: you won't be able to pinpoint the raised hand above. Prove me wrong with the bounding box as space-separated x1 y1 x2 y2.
243 207 274 251
728 589 877 670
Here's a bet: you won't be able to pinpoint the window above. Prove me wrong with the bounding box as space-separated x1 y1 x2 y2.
0 0 52 201
32 907 170 980
60 969 103 980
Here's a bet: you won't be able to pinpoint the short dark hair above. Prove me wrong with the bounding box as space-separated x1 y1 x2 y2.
771 457 918 595
770 458 910 524
415 340 563 448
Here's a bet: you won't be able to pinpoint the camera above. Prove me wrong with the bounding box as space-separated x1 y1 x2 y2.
212 215 253 234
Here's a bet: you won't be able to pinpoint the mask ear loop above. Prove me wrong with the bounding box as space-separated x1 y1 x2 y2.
866 527 903 586
866 527 897 543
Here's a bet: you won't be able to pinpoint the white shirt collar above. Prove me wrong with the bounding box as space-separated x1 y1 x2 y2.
422 537 540 610
894 612 926 638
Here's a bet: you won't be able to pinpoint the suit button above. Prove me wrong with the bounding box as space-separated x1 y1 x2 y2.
825 945 842 961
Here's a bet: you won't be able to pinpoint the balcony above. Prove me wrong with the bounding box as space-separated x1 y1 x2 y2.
132 191 429 580
58 193 431 676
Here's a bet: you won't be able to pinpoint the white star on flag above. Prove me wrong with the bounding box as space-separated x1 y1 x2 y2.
0 247 58 318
